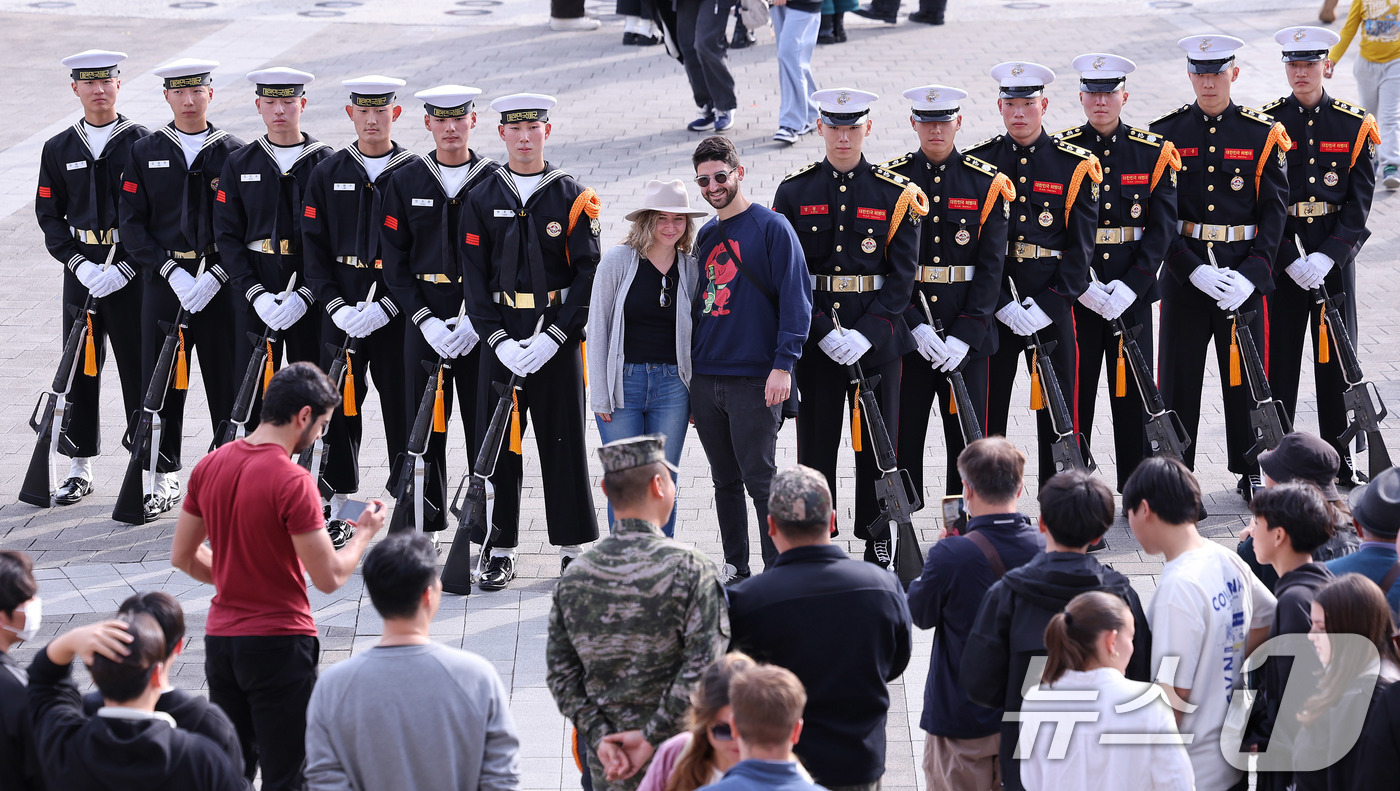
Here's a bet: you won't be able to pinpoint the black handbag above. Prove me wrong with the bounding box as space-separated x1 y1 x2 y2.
714 215 800 420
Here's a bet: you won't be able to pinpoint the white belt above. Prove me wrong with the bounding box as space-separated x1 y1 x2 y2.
1095 227 1145 245
1178 221 1257 243
71 227 118 245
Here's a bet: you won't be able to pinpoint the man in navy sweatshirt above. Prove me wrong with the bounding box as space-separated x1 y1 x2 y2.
704 663 829 791
690 135 812 581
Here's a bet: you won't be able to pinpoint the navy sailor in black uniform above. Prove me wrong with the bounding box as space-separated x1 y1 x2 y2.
381 85 500 534
772 88 926 565
35 49 151 504
119 58 244 519
462 93 602 589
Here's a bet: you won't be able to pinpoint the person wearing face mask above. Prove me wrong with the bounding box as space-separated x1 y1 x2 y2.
0 550 42 791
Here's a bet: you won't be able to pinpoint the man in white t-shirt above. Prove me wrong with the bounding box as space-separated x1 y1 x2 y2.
1124 456 1276 791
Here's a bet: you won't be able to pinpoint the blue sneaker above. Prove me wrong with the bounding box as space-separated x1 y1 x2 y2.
714 110 735 132
687 106 715 132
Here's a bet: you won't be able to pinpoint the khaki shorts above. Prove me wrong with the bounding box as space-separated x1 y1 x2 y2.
922 732 1001 791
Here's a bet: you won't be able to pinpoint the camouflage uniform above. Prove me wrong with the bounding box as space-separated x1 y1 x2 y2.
545 517 729 791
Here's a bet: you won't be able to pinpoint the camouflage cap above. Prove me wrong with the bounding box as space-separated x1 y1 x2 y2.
598 434 679 474
768 465 832 524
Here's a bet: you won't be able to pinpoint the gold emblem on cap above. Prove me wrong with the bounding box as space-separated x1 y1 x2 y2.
926 89 940 101
1011 64 1025 76
837 91 851 105
1199 38 1212 52
1293 29 1306 41
546 221 563 237
1092 56 1106 70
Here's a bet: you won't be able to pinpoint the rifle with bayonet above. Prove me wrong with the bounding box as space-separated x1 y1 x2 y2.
1010 282 1095 474
389 355 449 535
215 274 298 448
296 283 375 496
1233 308 1290 466
918 293 982 445
113 262 204 524
19 297 97 507
1112 317 1191 462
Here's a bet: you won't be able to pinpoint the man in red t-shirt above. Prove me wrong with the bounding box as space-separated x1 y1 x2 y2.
171 361 385 791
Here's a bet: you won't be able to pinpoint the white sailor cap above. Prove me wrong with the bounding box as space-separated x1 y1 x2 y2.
1072 53 1136 92
490 93 557 124
154 58 219 89
990 62 1055 99
812 88 878 126
342 75 406 107
416 85 482 118
62 50 127 81
903 85 965 121
1275 26 1340 62
246 67 314 98
1178 34 1245 73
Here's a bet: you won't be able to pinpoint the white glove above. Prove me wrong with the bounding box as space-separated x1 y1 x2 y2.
255 293 283 327
331 305 358 333
444 314 479 357
911 324 947 364
494 338 530 377
1304 252 1334 290
995 301 1029 335
1189 265 1231 300
1285 256 1312 289
1021 298 1053 334
818 329 848 362
166 267 197 303
938 336 970 372
75 261 104 291
1100 280 1137 321
1216 269 1256 313
835 330 871 365
420 317 455 359
347 303 392 339
90 267 128 299
266 292 307 330
1077 281 1111 315
518 335 561 374
182 271 222 314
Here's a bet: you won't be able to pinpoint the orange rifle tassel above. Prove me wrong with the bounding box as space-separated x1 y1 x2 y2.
509 391 523 454
82 314 97 376
174 328 189 390
949 382 957 415
342 351 357 417
580 341 588 382
851 386 864 452
1318 314 1330 364
1229 318 1242 387
432 367 446 433
1115 337 1127 398
1029 351 1044 411
262 340 274 395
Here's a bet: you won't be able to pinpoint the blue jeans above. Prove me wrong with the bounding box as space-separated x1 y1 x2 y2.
772 5 820 132
595 363 691 536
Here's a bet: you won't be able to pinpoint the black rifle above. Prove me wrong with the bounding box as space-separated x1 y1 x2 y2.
1011 284 1095 474
297 283 374 495
1112 317 1191 462
389 359 447 535
20 299 95 507
1233 309 1291 465
1317 285 1391 474
215 274 297 448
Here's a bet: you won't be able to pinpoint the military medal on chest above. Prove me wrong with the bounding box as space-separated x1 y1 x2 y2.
1230 175 1244 191
861 237 877 254
1323 171 1338 187
955 228 971 245
1038 208 1054 227
546 221 563 237
1130 202 1142 219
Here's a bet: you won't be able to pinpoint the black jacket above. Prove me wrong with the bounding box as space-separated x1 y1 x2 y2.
1355 677 1400 790
81 687 244 783
1295 674 1394 791
26 651 242 791
1 650 42 790
727 544 912 787
961 551 1152 791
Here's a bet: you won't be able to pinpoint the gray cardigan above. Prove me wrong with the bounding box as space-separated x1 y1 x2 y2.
587 243 699 414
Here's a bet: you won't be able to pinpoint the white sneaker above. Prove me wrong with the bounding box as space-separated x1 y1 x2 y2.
773 127 799 144
551 16 601 31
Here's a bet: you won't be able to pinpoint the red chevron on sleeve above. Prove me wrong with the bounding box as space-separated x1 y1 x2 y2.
465 233 480 246
122 181 138 193
216 190 226 203
383 215 399 230
304 205 317 219
38 186 52 198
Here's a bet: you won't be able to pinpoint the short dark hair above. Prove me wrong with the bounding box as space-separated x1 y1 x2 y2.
364 533 439 620
1122 456 1201 525
89 613 165 703
957 437 1025 503
1251 481 1334 554
117 592 185 661
729 664 806 748
0 550 37 617
258 361 340 425
1039 470 1115 548
693 135 739 169
603 462 668 510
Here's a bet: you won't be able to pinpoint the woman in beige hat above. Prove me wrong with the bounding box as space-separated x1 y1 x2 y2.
587 179 707 536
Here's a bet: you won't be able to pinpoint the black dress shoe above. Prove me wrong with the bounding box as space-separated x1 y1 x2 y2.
908 10 944 23
478 555 516 591
817 13 835 44
852 5 898 23
561 555 575 574
634 34 661 45
832 11 848 41
53 477 93 506
623 31 637 45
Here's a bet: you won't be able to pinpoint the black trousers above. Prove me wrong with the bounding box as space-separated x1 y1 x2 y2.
896 351 991 499
987 313 1078 487
317 314 408 496
205 634 318 791
474 339 598 548
230 292 321 437
676 0 738 112
1074 303 1152 491
796 351 901 547
691 373 783 575
551 0 586 15
61 257 144 459
1158 274 1270 475
139 273 236 473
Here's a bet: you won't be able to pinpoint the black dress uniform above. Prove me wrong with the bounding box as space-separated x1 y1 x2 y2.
214 133 331 432
35 113 150 467
883 146 1010 497
1058 121 1181 491
119 121 243 474
301 142 417 496
381 150 500 532
461 163 602 551
1261 91 1377 478
1149 101 1290 477
773 153 924 560
964 130 1100 485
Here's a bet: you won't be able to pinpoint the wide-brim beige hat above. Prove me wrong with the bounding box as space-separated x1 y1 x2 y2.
624 179 709 222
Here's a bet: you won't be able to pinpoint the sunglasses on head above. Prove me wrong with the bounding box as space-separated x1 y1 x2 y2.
709 723 733 741
694 168 737 188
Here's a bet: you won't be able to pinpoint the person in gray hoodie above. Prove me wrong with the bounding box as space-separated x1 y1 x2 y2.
961 469 1152 791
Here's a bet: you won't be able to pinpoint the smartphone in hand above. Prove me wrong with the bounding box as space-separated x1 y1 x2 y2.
941 495 966 537
335 499 372 521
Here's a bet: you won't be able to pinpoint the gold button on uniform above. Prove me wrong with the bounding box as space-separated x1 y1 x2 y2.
1208 165 1215 172
1208 204 1215 211
1019 176 1027 183
839 185 847 192
836 245 843 252
933 256 941 263
1208 185 1214 191
1103 252 1110 259
1020 215 1027 222
1209 146 1216 152
930 295 938 302
833 301 840 309
1020 157 1027 164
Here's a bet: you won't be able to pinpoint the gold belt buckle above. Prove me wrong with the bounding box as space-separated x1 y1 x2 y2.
923 267 949 284
1201 224 1225 242
837 276 854 292
1301 202 1325 218
77 228 117 245
1096 229 1117 245
1012 242 1035 258
512 292 536 309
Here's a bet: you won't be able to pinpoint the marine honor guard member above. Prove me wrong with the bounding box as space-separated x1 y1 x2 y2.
772 88 925 564
1263 26 1379 484
119 57 244 519
1150 35 1291 497
1060 53 1181 492
883 85 1012 499
214 67 330 433
965 62 1101 487
381 85 499 534
462 92 602 589
302 75 417 529
35 50 151 504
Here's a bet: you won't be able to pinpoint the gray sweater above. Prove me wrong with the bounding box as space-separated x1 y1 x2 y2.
586 244 699 414
305 642 520 791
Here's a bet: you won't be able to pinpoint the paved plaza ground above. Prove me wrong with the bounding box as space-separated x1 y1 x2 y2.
0 0 1397 788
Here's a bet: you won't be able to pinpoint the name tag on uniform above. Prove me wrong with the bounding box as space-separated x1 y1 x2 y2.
148 160 170 169
240 173 261 182
66 161 88 171
494 209 515 218
333 182 355 191
412 198 434 207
